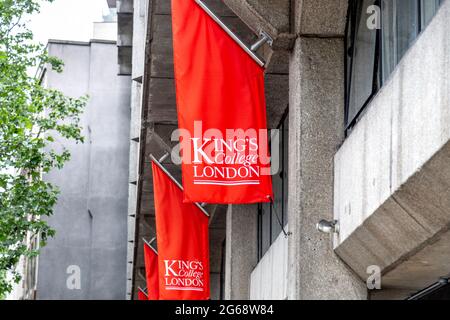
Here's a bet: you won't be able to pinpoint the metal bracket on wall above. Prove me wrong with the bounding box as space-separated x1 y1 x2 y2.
251 31 273 52
316 219 340 234
143 237 158 254
150 154 210 217
194 0 266 67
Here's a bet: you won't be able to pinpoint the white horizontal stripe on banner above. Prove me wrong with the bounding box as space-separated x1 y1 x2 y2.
165 287 205 291
193 180 261 186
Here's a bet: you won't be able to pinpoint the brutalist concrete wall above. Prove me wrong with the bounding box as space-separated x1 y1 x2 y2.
225 205 259 300
286 0 367 300
221 0 367 300
334 0 450 296
37 40 131 300
287 37 367 300
125 0 148 299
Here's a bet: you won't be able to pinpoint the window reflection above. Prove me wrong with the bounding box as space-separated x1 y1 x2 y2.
257 112 289 261
346 0 443 129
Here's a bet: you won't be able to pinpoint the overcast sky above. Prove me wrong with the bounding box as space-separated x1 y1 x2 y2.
30 0 110 45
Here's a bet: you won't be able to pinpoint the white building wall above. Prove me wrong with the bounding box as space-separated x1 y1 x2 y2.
250 227 288 300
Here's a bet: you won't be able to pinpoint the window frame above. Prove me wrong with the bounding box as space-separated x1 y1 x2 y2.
257 110 289 262
345 0 443 132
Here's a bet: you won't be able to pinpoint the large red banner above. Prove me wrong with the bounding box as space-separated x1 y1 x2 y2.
172 0 273 204
152 161 210 300
143 241 160 300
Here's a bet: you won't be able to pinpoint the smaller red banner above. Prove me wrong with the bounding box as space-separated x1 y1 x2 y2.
152 161 210 300
144 241 160 300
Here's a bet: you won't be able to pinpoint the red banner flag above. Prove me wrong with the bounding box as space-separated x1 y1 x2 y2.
152 161 210 300
143 241 160 300
137 288 148 301
172 0 273 204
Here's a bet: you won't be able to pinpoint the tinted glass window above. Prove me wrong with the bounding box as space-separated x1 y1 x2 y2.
348 0 378 124
346 0 442 129
257 112 289 261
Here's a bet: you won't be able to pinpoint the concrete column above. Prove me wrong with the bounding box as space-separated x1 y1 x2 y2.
287 37 367 300
224 205 258 300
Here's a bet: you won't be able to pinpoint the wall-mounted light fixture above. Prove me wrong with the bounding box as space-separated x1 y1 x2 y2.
316 219 339 234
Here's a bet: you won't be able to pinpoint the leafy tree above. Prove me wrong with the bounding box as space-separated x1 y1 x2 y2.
0 0 86 297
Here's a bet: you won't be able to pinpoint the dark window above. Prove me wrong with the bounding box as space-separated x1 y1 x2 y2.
346 0 380 126
408 279 450 300
421 0 444 29
257 112 289 261
346 0 443 130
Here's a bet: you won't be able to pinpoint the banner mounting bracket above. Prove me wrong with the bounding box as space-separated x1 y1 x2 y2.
159 152 170 163
251 31 273 52
194 0 266 67
150 154 210 217
142 237 158 254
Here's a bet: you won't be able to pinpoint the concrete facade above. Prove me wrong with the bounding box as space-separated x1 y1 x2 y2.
117 0 450 300
37 40 131 300
287 36 367 300
225 205 259 300
334 1 450 298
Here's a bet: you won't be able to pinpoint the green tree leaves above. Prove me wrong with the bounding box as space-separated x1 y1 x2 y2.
0 0 86 297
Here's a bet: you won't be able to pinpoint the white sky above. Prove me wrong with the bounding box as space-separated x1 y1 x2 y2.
30 0 110 45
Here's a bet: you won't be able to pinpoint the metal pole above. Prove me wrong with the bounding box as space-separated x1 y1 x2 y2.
138 287 148 296
150 154 210 217
142 237 158 254
194 0 266 68
407 278 449 300
159 152 170 163
250 31 273 52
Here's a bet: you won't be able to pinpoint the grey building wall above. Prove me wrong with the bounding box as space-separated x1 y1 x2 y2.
37 40 131 300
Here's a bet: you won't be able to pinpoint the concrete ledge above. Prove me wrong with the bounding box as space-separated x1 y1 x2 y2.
334 1 450 294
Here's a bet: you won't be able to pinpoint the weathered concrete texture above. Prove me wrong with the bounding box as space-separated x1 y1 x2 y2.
288 37 367 300
265 74 289 128
370 288 413 300
250 227 288 300
125 0 146 292
293 0 348 36
38 41 131 300
334 1 450 295
223 0 293 49
225 205 258 300
131 0 148 79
